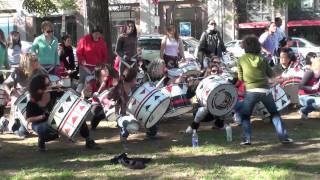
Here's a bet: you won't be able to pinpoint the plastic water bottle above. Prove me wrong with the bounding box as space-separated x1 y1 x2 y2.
192 130 199 147
225 124 232 142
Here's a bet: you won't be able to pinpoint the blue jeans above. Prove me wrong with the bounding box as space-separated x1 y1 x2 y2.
240 91 289 142
32 121 59 142
299 95 320 115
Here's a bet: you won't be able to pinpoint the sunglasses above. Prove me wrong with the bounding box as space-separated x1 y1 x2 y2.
209 22 216 25
46 30 53 33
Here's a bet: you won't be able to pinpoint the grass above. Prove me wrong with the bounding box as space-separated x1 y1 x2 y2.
0 111 320 179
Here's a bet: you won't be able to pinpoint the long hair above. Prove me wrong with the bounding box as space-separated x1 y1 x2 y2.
166 25 179 41
0 29 6 49
7 31 21 49
20 53 39 77
122 20 137 37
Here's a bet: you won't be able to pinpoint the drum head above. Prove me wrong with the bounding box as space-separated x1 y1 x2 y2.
164 105 193 118
283 84 299 104
207 84 237 116
145 97 171 128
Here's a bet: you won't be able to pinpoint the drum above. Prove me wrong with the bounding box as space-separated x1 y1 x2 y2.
97 90 118 121
161 83 192 118
48 90 91 140
222 53 236 68
49 75 61 88
13 91 30 130
196 75 238 116
117 114 140 134
167 68 183 79
60 77 71 88
281 78 301 104
178 60 201 76
0 88 7 106
253 84 291 118
128 82 170 128
270 83 291 111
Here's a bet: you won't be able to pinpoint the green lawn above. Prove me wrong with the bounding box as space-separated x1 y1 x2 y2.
0 111 320 179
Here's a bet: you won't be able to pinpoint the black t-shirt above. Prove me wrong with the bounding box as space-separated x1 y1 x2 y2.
26 101 47 124
26 91 64 124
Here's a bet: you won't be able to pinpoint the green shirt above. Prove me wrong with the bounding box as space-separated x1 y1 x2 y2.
0 45 8 68
237 53 274 89
31 34 59 65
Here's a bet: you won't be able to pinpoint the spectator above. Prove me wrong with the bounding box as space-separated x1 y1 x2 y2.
58 34 78 80
160 24 185 69
7 31 21 68
259 22 278 65
198 19 226 68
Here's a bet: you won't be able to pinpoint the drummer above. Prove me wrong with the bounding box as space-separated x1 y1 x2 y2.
3 53 47 138
26 74 100 152
185 62 225 134
298 58 320 119
274 48 304 83
106 68 138 143
82 64 119 130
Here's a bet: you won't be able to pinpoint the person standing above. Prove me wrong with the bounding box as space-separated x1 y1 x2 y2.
259 22 278 65
7 31 21 69
115 21 138 76
237 35 293 145
76 25 108 90
198 19 226 68
160 24 185 69
31 21 59 74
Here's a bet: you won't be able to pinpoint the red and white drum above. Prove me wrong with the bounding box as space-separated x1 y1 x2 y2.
161 83 192 118
270 83 291 111
48 90 91 141
281 78 302 104
178 60 201 76
0 87 8 106
253 84 291 118
196 74 238 116
128 82 171 128
97 90 118 121
117 114 140 134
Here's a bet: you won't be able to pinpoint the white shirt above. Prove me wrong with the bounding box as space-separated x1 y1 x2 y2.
7 45 21 66
163 37 179 57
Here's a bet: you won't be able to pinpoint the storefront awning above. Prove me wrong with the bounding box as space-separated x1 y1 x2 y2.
287 20 320 27
238 21 270 29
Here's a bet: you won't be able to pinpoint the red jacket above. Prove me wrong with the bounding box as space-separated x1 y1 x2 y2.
76 34 108 70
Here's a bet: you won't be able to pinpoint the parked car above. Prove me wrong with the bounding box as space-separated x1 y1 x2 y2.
225 40 244 58
290 37 320 58
138 34 199 62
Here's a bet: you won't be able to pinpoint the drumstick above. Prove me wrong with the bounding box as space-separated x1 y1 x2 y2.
0 69 13 73
155 76 166 89
120 58 132 69
97 81 106 93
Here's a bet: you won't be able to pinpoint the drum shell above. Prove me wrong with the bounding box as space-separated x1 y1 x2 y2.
128 82 171 128
161 83 193 118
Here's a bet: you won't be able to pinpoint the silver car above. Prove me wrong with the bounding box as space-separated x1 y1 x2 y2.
138 34 199 62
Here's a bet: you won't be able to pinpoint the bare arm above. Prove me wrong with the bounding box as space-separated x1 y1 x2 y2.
160 36 166 59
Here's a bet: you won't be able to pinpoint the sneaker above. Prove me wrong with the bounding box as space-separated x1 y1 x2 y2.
299 109 308 120
240 140 251 146
281 138 293 144
185 126 193 134
85 140 101 150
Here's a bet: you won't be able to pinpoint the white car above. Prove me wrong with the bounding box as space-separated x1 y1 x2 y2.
290 37 320 57
225 40 244 58
138 34 199 62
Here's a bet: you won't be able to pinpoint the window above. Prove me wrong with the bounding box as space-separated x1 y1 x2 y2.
138 39 161 50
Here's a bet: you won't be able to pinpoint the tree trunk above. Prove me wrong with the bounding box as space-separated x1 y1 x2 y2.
86 0 113 63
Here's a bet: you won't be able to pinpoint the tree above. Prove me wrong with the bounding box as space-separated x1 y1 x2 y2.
22 0 58 17
273 0 299 8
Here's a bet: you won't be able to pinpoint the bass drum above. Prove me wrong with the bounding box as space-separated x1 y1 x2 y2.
196 74 238 116
128 82 170 128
